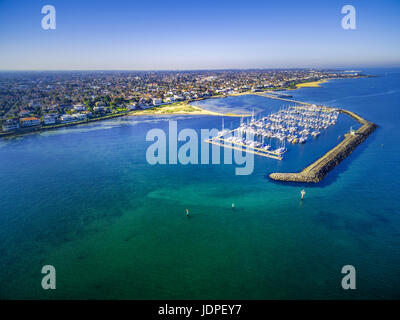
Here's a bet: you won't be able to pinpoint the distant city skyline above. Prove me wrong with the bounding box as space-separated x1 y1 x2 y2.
1 0 400 70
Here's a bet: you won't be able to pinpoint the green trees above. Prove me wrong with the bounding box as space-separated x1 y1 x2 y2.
35 106 42 116
104 95 111 105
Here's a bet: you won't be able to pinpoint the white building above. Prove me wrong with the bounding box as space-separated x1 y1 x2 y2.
173 95 184 101
43 115 56 125
72 113 87 121
152 98 162 106
73 104 87 112
2 120 20 131
60 114 75 123
93 105 107 112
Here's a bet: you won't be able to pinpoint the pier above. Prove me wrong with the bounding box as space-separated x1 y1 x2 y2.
269 109 377 183
205 128 284 160
254 92 312 105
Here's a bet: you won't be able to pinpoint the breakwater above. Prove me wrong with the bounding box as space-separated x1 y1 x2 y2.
269 109 377 183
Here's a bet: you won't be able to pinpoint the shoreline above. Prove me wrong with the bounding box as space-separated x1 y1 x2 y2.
0 76 365 139
0 102 247 139
0 112 131 139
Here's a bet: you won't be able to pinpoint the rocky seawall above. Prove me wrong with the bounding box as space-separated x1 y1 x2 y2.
269 109 377 183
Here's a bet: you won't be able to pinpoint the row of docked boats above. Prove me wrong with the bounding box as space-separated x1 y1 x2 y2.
223 133 287 155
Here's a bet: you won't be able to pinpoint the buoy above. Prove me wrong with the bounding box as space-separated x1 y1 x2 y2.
301 189 306 200
186 208 189 217
232 202 235 209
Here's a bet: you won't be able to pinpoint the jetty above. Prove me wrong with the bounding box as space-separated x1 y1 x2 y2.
253 92 311 105
205 133 284 160
269 109 377 183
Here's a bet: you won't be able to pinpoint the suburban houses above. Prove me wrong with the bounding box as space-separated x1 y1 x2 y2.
0 69 364 133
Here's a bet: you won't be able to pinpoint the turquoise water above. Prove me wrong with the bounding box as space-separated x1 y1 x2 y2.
0 69 399 299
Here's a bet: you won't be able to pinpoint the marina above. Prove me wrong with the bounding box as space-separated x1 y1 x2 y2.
269 109 377 183
205 105 339 161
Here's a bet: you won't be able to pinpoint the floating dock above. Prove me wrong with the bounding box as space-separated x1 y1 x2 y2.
205 128 284 160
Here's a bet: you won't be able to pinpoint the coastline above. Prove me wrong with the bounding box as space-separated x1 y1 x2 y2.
0 102 246 139
0 112 131 139
0 76 364 139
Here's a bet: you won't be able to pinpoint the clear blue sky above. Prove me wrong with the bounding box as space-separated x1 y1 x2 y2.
0 0 399 70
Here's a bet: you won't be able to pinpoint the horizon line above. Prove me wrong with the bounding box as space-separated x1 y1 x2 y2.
1 66 399 72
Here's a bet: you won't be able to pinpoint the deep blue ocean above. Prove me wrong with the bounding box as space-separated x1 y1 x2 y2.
0 68 399 299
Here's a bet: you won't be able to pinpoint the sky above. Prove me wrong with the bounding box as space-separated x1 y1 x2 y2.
0 0 400 70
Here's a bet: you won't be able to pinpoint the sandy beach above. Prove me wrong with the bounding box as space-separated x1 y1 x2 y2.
128 101 247 117
296 79 328 88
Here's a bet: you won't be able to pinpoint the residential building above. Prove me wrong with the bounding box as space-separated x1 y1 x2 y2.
152 98 162 106
60 114 75 123
20 117 41 127
43 114 57 125
2 120 20 131
72 113 87 121
73 104 87 112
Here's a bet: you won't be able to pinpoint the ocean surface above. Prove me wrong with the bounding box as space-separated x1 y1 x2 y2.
0 68 399 299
